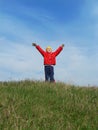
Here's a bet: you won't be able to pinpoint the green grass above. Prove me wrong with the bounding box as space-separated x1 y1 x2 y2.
0 80 98 130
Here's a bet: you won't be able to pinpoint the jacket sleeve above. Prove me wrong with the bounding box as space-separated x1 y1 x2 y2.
36 45 45 57
54 46 63 56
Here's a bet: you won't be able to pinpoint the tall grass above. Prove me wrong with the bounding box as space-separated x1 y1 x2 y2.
0 80 98 130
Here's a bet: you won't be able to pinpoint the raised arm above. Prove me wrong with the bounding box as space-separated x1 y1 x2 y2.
54 44 64 56
32 43 45 56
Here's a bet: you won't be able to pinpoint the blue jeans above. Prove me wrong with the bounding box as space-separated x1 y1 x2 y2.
44 65 55 82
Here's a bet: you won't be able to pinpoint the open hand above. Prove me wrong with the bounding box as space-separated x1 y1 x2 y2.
32 43 37 46
61 44 64 48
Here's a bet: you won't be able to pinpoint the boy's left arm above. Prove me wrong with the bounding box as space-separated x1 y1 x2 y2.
54 44 64 56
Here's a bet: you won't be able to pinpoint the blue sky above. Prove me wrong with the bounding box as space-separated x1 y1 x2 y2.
0 0 98 86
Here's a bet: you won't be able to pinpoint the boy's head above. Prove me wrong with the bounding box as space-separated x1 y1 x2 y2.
46 46 52 52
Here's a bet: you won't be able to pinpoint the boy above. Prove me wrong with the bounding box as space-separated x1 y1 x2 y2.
32 43 64 82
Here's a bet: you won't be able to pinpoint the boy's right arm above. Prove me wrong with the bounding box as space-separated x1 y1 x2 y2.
32 43 45 56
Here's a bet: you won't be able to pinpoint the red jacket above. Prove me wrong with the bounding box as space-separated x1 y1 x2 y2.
36 45 63 65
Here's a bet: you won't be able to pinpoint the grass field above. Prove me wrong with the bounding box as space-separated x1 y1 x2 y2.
0 80 98 130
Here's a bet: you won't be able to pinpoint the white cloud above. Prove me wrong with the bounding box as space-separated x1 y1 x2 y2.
0 38 44 81
0 37 98 86
0 0 98 86
54 44 98 86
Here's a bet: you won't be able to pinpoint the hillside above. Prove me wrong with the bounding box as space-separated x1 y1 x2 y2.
0 80 98 130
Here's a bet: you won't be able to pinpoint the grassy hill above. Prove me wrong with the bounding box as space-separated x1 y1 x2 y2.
0 80 98 130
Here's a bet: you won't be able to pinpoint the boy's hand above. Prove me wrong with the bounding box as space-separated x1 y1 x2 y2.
61 44 64 48
32 43 37 46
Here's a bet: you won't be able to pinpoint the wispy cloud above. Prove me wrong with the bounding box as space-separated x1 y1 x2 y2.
0 38 44 81
0 0 98 86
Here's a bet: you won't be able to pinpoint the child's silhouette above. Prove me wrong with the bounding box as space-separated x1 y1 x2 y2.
32 43 64 82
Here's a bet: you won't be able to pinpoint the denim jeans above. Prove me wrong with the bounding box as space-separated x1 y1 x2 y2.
44 65 55 82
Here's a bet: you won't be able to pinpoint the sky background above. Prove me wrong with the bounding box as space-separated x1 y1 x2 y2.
0 0 98 86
